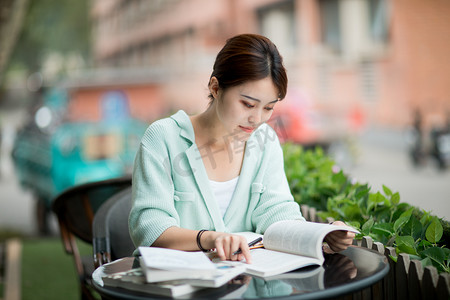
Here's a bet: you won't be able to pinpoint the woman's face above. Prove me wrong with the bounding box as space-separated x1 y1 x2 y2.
210 76 280 141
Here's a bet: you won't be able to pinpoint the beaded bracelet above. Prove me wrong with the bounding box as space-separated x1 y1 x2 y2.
196 229 209 252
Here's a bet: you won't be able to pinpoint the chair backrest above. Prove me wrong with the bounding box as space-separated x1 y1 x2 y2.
52 176 132 244
93 187 135 267
51 175 132 298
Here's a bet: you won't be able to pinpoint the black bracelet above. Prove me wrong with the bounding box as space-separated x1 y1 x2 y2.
196 229 209 252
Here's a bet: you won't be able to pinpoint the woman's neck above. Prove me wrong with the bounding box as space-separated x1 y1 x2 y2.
191 105 228 148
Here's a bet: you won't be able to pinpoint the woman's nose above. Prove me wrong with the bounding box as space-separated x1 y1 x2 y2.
249 110 263 125
248 112 260 125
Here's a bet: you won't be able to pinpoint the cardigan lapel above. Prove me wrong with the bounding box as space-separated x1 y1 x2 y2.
185 145 226 231
223 134 260 224
172 111 226 232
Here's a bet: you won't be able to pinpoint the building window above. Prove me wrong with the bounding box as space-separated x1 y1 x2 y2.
319 0 341 54
369 0 389 43
359 60 378 101
319 0 389 57
257 0 297 54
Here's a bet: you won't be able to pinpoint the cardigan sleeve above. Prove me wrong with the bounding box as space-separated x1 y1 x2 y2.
251 127 305 234
129 123 180 249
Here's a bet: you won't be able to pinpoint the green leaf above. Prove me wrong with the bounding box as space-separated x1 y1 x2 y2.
331 172 347 186
420 257 433 268
383 197 392 207
362 218 374 235
372 223 394 237
391 192 400 205
444 248 450 259
374 206 393 223
402 217 423 240
394 208 413 232
396 235 418 255
425 217 443 244
368 192 385 212
420 211 431 226
421 247 446 266
409 254 422 261
345 221 361 230
418 239 433 249
392 203 411 221
340 202 362 220
382 185 392 196
355 186 370 199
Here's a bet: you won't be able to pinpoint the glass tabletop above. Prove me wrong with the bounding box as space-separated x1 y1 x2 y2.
92 246 389 299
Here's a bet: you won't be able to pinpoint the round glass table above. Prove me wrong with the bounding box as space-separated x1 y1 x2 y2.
92 246 389 299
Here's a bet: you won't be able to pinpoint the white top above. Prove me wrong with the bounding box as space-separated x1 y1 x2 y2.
209 176 239 217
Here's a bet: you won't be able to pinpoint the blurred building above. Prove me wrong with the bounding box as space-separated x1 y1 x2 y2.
90 0 450 141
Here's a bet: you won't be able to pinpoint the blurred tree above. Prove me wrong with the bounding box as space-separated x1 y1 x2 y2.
4 0 91 81
0 0 29 83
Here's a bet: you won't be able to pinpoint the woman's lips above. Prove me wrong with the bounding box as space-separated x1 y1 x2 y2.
239 125 255 133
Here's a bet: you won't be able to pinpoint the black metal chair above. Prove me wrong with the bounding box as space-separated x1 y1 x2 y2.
52 176 132 300
92 187 135 267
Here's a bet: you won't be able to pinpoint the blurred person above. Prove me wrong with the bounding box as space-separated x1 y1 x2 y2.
410 108 425 166
430 116 450 170
0 116 2 178
129 34 355 262
446 111 450 132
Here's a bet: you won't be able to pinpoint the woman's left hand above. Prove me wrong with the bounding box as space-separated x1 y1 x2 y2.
324 221 356 252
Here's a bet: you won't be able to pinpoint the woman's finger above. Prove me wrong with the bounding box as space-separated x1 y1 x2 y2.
325 232 352 252
239 239 252 264
215 238 226 260
228 236 241 260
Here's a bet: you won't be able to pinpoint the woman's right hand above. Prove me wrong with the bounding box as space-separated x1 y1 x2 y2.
202 231 252 263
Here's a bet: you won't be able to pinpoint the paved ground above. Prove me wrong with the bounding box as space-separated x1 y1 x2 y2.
0 125 449 237
0 115 57 236
342 127 450 221
0 167 36 235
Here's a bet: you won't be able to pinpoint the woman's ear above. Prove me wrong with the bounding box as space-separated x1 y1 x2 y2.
209 76 220 99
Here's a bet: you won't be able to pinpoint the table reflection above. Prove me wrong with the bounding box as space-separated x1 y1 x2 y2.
225 252 357 298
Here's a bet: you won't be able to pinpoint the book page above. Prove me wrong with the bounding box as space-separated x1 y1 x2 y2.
139 247 216 272
245 248 321 277
220 247 322 277
234 231 263 243
263 221 358 261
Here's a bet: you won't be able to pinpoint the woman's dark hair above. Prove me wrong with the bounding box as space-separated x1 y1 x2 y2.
208 33 288 102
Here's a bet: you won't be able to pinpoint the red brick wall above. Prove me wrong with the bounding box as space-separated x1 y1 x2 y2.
381 0 450 129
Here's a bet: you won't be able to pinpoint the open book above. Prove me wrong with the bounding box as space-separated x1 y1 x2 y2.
226 220 359 278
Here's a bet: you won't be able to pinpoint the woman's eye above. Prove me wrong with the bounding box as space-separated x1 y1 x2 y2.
265 107 274 111
242 102 254 108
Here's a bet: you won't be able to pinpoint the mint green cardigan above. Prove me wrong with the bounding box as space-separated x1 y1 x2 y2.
129 110 304 249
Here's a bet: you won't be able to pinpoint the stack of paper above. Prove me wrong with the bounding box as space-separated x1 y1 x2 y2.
138 246 246 288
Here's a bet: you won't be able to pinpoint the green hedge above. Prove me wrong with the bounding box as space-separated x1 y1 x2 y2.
282 143 450 273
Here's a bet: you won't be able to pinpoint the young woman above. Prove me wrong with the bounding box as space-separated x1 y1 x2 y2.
129 34 355 263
